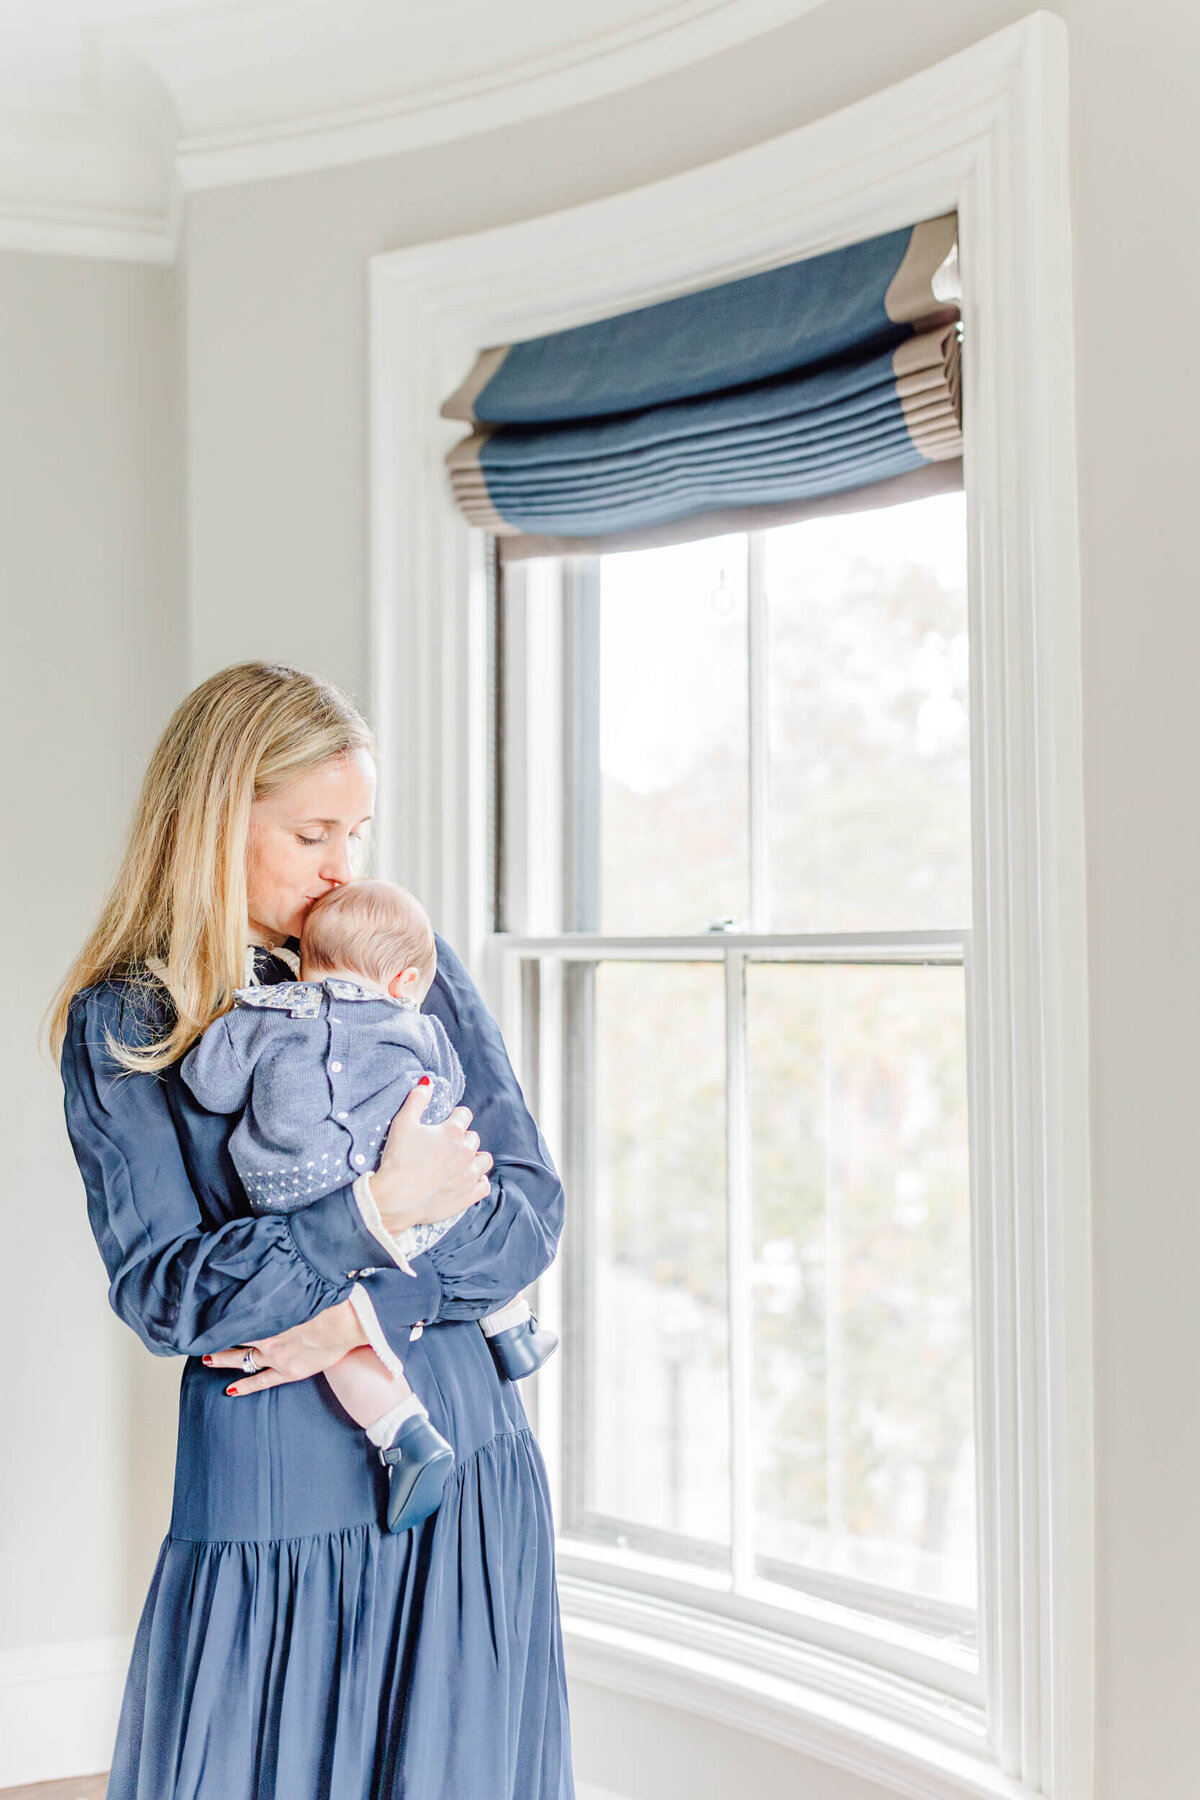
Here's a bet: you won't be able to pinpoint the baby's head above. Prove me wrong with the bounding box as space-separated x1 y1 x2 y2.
300 880 436 1005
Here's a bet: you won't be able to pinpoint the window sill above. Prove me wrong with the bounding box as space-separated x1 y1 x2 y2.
558 1565 1034 1800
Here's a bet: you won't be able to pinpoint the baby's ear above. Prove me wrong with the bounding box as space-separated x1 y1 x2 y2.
388 966 421 999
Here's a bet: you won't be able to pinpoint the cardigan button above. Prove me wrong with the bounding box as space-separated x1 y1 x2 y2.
330 1061 343 1073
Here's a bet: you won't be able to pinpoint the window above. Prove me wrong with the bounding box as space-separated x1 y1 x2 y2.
495 493 980 1700
372 23 1091 1787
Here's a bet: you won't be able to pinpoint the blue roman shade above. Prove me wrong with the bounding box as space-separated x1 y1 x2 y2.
443 215 962 558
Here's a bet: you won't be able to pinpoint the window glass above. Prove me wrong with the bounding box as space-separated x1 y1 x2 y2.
599 535 748 934
581 959 731 1556
747 959 975 1606
765 493 971 931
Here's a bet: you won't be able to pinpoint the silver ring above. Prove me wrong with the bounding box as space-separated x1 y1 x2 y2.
241 1348 262 1376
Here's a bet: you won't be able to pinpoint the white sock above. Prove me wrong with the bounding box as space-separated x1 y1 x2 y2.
479 1296 532 1338
366 1391 428 1449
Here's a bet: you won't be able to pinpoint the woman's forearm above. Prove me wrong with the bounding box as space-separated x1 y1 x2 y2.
63 987 418 1358
425 1152 563 1319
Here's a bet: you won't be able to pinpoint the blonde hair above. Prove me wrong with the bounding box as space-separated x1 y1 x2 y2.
301 881 436 992
47 661 373 1073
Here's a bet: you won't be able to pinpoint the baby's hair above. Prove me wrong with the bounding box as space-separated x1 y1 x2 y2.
301 880 436 991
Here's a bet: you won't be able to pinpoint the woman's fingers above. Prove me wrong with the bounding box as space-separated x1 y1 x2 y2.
372 1089 491 1233
398 1080 434 1120
397 1088 477 1131
223 1366 297 1398
204 1299 366 1388
203 1347 257 1371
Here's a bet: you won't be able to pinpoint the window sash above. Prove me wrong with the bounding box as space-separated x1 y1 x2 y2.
495 929 977 1689
494 531 980 1706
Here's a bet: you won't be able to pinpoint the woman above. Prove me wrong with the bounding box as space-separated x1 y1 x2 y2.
50 661 573 1800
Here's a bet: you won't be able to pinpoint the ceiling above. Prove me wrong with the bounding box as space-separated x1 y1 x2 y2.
0 0 826 262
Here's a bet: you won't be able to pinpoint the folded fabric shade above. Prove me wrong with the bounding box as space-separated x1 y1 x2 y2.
443 215 962 558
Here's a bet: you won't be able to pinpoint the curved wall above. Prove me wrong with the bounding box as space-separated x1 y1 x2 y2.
5 1 1200 1793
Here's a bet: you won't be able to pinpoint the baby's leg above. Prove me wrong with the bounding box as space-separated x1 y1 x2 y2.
479 1294 559 1380
479 1296 533 1339
324 1346 426 1444
326 1348 455 1536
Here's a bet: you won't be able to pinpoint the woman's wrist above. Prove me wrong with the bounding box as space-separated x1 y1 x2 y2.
363 1163 418 1238
336 1292 371 1351
352 1172 422 1279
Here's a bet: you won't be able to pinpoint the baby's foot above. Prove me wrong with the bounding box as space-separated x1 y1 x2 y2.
486 1313 559 1382
379 1411 455 1533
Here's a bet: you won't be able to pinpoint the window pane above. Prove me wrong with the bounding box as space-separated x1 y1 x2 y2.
765 492 971 932
580 960 730 1555
599 536 749 934
747 960 976 1608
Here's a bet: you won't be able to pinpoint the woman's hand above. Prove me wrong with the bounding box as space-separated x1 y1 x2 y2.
369 1081 494 1238
204 1296 368 1397
204 1089 492 1397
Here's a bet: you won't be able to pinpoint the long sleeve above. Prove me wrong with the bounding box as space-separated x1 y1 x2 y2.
61 982 440 1357
179 1012 254 1115
365 935 564 1332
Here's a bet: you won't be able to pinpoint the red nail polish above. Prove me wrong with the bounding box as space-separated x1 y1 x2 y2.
419 1076 431 1087
202 1355 213 1365
226 1385 238 1396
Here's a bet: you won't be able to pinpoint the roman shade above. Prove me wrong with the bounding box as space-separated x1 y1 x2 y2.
442 214 962 559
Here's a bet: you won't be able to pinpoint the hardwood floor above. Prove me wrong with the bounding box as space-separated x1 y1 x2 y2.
0 1778 107 1799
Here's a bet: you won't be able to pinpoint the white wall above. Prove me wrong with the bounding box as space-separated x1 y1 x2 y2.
0 251 185 1656
567 1682 895 1800
7 0 1200 1793
1069 8 1200 1797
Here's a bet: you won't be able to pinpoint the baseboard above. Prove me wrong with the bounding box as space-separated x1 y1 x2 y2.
0 1637 130 1790
0 1777 108 1799
0 1635 635 1798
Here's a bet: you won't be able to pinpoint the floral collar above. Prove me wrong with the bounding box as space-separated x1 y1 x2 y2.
233 975 419 1019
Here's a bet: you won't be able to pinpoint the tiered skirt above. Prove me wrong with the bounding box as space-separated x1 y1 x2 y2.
108 1319 574 1800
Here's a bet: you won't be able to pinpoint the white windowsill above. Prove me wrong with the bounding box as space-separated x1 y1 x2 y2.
556 1536 979 1701
559 1573 1035 1800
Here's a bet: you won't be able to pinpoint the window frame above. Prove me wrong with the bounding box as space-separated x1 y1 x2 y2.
368 17 1092 1797
497 538 980 1676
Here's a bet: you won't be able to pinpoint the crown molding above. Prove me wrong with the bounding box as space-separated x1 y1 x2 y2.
0 195 175 264
164 0 826 192
0 0 827 259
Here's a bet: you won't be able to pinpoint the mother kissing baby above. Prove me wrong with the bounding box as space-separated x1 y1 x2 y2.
182 877 558 1534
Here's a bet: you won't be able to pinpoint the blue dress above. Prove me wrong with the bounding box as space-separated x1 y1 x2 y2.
61 940 574 1800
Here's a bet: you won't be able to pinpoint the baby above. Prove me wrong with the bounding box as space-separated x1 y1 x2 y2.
181 879 557 1534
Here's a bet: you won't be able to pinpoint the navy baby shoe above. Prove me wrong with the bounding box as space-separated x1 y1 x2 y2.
486 1314 560 1381
379 1414 455 1533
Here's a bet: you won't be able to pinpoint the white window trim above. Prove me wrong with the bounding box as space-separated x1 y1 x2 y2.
367 14 1092 1799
